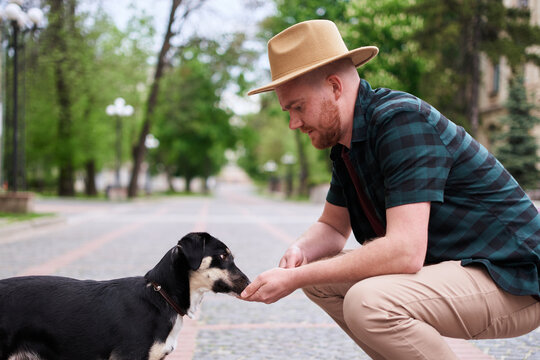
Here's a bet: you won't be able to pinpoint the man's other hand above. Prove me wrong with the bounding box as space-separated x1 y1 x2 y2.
279 245 306 268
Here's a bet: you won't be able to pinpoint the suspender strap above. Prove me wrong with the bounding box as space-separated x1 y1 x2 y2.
341 147 385 237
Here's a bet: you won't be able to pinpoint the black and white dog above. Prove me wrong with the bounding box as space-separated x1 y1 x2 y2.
0 232 250 360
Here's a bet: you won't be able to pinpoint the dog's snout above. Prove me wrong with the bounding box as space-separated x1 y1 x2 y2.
230 269 250 294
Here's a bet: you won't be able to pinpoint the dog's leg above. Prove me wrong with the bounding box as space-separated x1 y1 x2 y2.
148 315 183 360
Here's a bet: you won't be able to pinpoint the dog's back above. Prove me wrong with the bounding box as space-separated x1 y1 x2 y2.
0 276 177 360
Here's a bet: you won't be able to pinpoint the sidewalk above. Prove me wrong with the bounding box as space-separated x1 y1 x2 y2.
0 189 538 359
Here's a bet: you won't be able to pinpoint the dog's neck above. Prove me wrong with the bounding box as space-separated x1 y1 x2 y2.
144 247 193 315
187 287 207 318
149 281 187 317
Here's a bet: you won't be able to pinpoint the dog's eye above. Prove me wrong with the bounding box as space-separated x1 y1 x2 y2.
219 253 228 260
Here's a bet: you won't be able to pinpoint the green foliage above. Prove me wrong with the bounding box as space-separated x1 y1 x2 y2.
7 0 539 196
345 0 426 94
2 1 257 195
496 75 540 189
19 4 153 192
238 95 295 181
152 37 243 192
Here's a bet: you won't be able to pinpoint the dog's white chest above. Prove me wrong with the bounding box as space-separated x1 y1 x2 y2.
148 315 183 360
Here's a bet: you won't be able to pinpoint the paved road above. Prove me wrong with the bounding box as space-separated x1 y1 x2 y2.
0 183 538 359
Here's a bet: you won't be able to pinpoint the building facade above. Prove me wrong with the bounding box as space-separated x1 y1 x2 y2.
477 0 540 149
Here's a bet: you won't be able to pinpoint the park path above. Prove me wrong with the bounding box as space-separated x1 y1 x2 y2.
0 182 537 359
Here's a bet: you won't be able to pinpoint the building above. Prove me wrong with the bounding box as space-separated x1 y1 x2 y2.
477 0 540 149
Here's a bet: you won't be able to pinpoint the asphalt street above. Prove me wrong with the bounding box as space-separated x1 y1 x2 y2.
0 182 538 359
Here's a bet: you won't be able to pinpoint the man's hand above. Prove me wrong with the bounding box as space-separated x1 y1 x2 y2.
240 267 298 304
278 245 306 268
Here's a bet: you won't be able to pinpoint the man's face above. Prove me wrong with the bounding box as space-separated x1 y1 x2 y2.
276 77 342 149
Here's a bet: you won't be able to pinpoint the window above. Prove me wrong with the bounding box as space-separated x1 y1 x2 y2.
490 62 500 96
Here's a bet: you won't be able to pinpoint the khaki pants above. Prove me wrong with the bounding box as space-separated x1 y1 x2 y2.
303 260 540 360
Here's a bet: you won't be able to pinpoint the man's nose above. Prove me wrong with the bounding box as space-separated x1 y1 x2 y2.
289 114 302 130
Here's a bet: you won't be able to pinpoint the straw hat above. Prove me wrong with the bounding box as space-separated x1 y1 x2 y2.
248 20 378 96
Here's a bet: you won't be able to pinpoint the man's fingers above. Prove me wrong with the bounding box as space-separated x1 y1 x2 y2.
241 279 262 299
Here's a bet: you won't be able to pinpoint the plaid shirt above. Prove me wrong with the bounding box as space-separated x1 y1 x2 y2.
327 79 540 297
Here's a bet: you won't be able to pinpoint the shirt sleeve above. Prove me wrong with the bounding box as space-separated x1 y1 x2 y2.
376 112 453 208
326 167 347 207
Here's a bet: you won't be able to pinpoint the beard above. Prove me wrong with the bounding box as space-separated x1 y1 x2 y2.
303 99 342 149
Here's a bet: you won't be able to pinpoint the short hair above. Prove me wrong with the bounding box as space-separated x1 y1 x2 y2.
301 58 357 85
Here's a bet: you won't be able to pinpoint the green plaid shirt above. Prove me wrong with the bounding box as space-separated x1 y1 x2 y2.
327 79 540 297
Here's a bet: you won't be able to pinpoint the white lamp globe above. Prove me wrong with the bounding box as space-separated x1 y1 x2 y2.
17 11 28 29
123 105 134 117
4 3 21 21
27 8 44 25
114 97 126 108
145 134 159 149
106 105 116 116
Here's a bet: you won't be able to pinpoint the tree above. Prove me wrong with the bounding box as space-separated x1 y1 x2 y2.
345 0 426 95
47 0 77 196
24 2 152 196
152 49 236 192
128 0 214 198
411 0 540 134
496 75 540 189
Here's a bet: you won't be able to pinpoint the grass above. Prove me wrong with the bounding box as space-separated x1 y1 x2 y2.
0 211 54 225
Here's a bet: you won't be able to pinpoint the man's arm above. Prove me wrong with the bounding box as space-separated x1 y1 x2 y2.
279 201 352 268
241 202 430 304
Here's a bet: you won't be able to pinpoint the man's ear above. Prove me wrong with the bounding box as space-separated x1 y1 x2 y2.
177 232 206 270
326 74 343 101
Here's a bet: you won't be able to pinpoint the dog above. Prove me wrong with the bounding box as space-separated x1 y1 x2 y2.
0 232 250 360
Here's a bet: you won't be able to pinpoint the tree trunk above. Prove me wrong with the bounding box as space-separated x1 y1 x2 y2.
127 0 183 198
50 0 75 196
467 4 482 137
185 176 192 193
84 160 97 196
202 177 209 194
166 168 176 192
294 130 310 197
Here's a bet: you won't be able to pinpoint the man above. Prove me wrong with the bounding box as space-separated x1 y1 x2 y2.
241 19 540 359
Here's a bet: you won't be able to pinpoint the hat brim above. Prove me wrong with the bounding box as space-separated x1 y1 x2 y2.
247 46 378 96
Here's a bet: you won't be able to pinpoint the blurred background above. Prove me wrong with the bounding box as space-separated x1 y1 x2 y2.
0 0 539 209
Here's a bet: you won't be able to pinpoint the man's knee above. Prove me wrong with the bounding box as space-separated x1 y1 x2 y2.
301 284 318 298
343 278 405 336
302 284 328 303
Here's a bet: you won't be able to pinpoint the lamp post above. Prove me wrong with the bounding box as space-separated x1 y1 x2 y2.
106 98 134 188
1 1 44 193
281 153 296 198
263 160 278 192
144 133 159 195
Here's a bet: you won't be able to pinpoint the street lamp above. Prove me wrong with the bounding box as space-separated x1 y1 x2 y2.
106 97 134 188
281 153 296 198
263 160 278 192
0 1 44 192
144 133 159 194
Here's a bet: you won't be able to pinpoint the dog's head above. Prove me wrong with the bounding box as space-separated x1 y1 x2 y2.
177 232 250 296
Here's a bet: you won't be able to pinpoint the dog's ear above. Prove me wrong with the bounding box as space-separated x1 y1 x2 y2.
177 232 206 270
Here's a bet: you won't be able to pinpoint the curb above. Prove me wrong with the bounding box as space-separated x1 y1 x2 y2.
0 216 66 239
